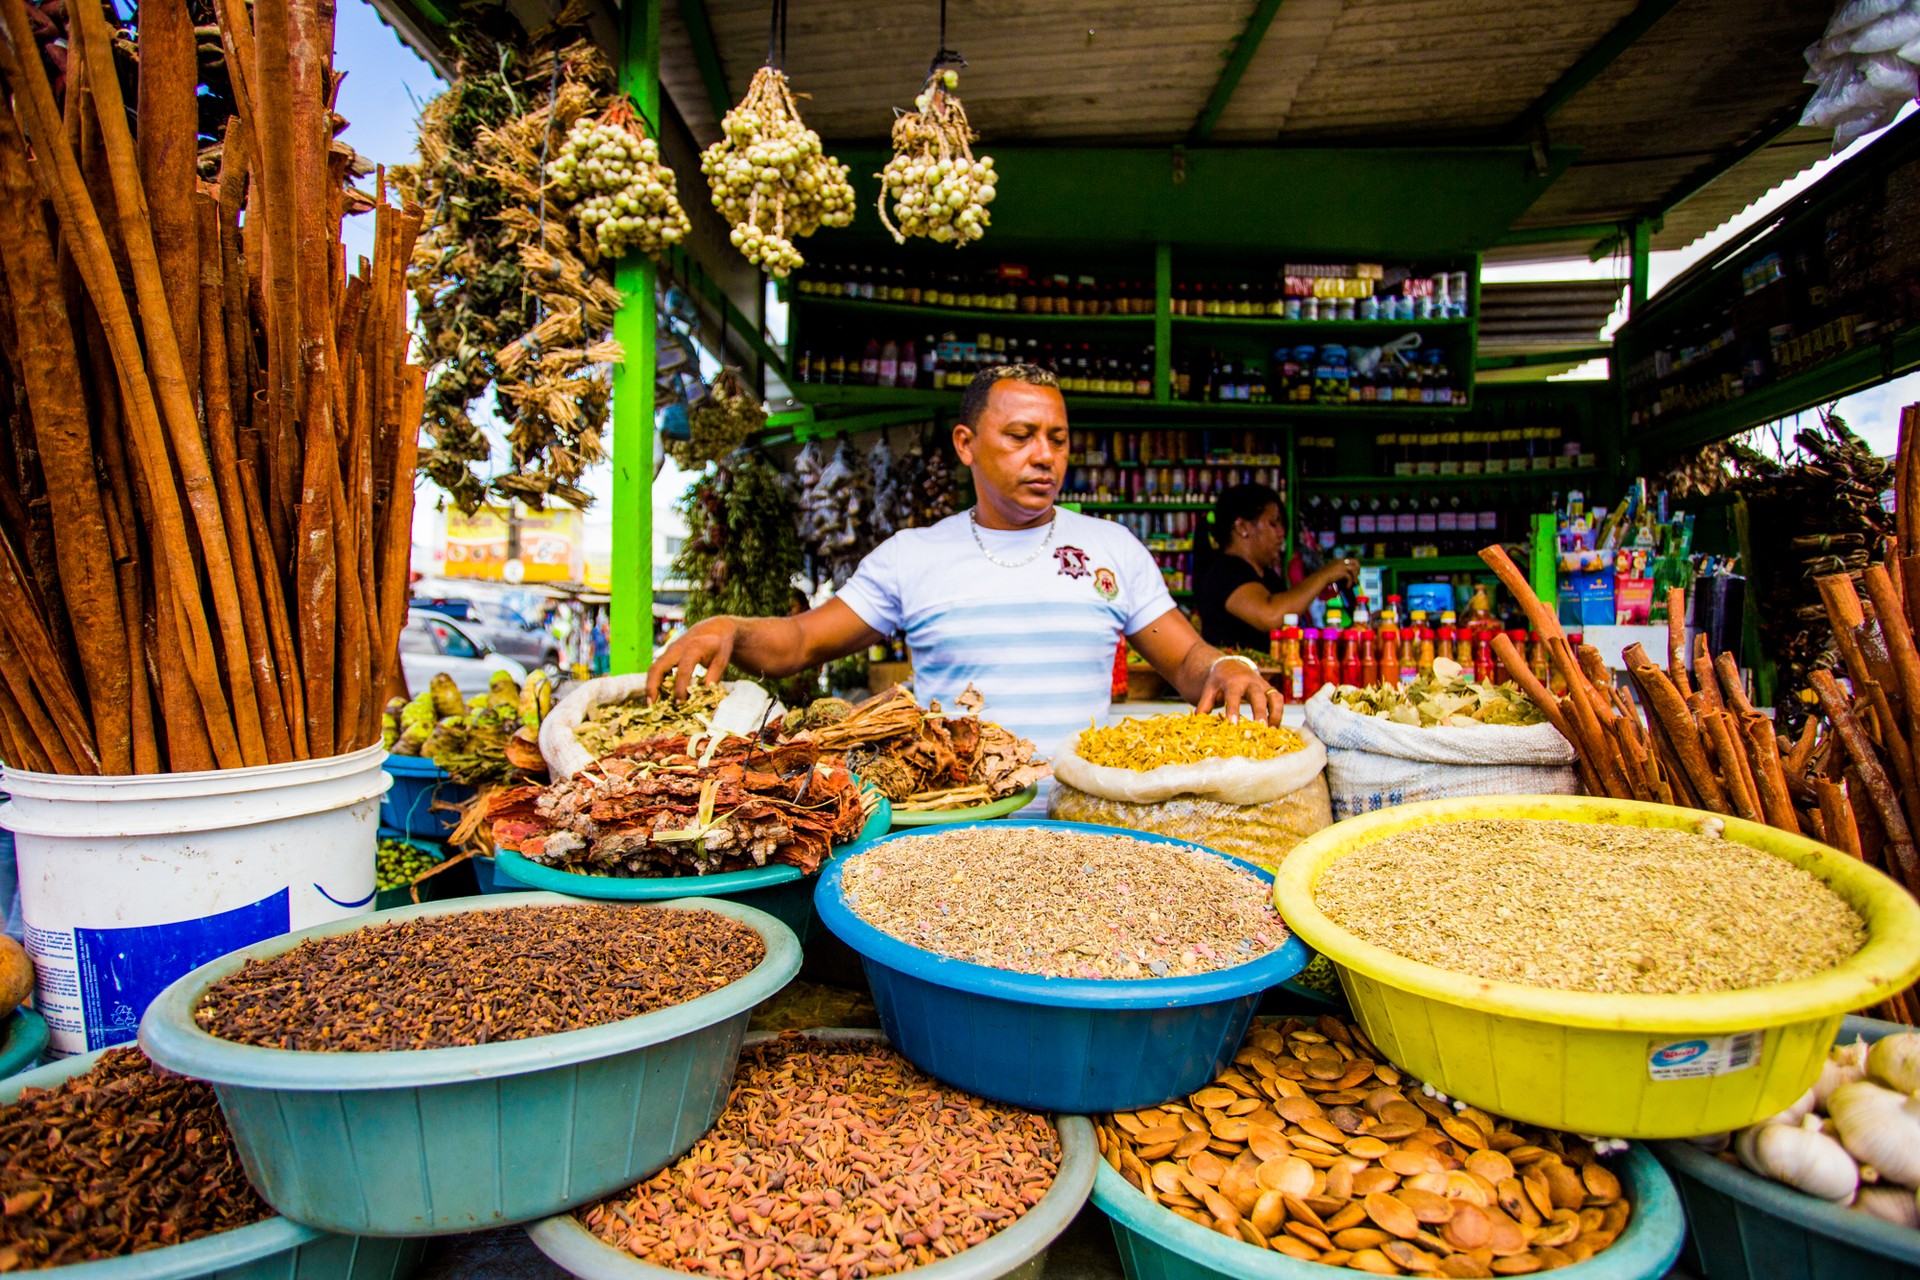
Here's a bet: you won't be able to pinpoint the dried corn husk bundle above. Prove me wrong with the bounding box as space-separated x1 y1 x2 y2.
782 685 1046 808
701 66 855 278
667 367 766 468
0 0 421 773
396 23 623 512
878 64 997 246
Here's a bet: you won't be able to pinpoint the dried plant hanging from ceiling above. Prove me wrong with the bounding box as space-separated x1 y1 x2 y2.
878 0 996 246
700 0 854 279
397 3 688 513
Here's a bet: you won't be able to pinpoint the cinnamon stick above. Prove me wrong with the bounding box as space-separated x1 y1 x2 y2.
1699 703 1762 823
1811 667 1920 893
1692 634 1723 711
1489 631 1598 794
136 0 201 406
1666 588 1691 699
1739 711 1800 834
1816 778 1863 859
1626 643 1726 811
1816 572 1873 691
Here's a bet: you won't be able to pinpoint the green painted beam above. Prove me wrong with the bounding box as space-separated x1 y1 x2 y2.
817 145 1578 256
1510 0 1683 139
676 0 734 125
1189 0 1286 145
1497 222 1621 246
1476 345 1611 371
1629 219 1651 315
1658 99 1811 220
610 0 660 676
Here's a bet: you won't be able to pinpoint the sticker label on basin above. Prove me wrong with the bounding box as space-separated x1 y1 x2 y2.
1646 1032 1761 1080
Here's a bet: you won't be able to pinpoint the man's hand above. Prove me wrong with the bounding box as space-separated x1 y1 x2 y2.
1196 656 1285 725
645 617 741 703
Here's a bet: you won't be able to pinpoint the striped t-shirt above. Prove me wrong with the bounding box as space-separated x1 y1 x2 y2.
836 509 1176 759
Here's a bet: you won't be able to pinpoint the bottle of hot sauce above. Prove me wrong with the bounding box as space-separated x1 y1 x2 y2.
1409 611 1434 681
1321 606 1345 690
1281 615 1305 702
1355 603 1379 688
1377 598 1403 689
1301 627 1323 700
1437 611 1459 671
1474 630 1496 684
1341 602 1368 687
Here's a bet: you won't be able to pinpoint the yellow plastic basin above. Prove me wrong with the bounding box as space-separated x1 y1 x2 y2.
1274 795 1920 1139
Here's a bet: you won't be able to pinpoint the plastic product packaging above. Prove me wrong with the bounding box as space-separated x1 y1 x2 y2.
1045 726 1331 869
1303 686 1579 820
1803 0 1920 150
539 675 782 778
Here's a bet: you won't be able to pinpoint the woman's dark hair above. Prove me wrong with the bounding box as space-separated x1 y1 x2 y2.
1208 482 1284 550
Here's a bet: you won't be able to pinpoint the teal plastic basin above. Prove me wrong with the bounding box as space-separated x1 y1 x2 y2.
1 1050 424 1280
525 1028 1097 1280
1652 1015 1920 1280
138 893 801 1237
0 1004 48 1078
492 793 891 944
1093 1140 1684 1280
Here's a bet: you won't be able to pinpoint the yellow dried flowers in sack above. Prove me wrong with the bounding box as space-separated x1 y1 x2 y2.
1047 712 1331 869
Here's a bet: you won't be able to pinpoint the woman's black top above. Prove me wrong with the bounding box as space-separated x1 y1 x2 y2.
1195 554 1281 653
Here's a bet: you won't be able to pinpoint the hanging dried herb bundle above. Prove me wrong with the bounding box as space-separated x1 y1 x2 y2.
673 452 803 623
396 20 628 512
879 63 996 246
666 367 765 469
0 0 422 773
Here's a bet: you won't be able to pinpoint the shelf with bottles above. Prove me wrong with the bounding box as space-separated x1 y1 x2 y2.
1172 335 1470 411
790 257 1159 319
792 326 1157 398
1170 261 1473 324
1082 509 1199 594
798 295 1154 326
1299 487 1544 564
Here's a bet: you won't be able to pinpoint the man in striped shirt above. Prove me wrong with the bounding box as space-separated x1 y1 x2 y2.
646 363 1282 760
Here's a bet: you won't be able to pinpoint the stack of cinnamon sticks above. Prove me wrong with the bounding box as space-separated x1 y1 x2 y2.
0 0 423 774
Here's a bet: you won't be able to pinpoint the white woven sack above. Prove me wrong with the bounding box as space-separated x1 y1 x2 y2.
540 676 782 778
1321 749 1579 820
1302 685 1576 767
1049 724 1326 806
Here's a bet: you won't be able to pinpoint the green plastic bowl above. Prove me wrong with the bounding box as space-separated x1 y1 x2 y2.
138 893 800 1237
525 1028 1097 1280
0 1004 48 1078
0 1049 424 1279
1093 1141 1684 1280
1651 1015 1920 1279
889 783 1039 827
491 793 892 943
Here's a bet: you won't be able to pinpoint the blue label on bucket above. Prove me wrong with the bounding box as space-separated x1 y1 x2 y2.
75 889 290 1050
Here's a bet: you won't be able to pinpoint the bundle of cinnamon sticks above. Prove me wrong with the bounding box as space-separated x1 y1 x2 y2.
1478 542 1920 1024
0 0 422 774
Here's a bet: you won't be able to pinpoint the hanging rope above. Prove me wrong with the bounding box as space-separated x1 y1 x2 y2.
929 0 965 74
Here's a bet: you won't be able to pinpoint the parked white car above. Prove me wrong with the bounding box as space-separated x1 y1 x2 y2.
400 609 528 700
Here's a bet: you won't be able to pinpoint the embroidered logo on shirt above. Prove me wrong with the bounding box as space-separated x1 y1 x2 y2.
1093 567 1119 600
1054 546 1091 579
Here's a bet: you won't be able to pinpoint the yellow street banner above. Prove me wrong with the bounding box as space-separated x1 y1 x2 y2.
445 506 582 582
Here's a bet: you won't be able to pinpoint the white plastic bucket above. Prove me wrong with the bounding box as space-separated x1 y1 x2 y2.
2 743 391 1056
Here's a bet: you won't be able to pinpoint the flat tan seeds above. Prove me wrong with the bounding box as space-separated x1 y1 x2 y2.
1100 1015 1633 1272
1313 819 1866 994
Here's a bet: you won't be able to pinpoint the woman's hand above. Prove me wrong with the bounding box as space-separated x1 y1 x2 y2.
1319 557 1360 587
1195 656 1286 724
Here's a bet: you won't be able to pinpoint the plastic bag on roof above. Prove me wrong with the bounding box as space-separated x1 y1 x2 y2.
1802 65 1879 128
1850 4 1920 52
1835 105 1898 149
1863 51 1920 92
1834 0 1908 34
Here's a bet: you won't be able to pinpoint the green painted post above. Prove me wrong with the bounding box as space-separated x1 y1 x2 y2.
1629 219 1651 318
1530 513 1557 617
610 0 660 675
1153 242 1172 403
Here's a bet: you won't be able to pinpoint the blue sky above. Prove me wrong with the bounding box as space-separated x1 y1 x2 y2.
334 0 442 271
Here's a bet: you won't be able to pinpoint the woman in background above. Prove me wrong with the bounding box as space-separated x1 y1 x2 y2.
1194 482 1357 652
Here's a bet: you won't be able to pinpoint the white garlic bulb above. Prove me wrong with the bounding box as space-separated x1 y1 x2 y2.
1868 1032 1920 1094
1854 1185 1920 1228
1772 1086 1819 1126
1829 1080 1920 1188
1816 1039 1871 1108
1735 1116 1860 1203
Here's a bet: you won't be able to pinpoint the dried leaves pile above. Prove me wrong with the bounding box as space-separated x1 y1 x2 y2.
786 685 1046 811
0 1048 271 1270
489 736 867 877
1331 663 1547 728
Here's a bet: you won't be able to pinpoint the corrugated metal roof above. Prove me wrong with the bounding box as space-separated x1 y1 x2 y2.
1478 280 1624 355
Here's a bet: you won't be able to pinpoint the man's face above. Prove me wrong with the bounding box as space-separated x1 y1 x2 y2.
953 381 1069 523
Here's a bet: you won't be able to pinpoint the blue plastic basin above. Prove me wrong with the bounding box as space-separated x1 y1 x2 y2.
492 793 892 943
814 820 1309 1112
138 893 801 1237
525 1028 1098 1280
1 1050 424 1279
0 1004 48 1079
470 854 530 893
1651 1015 1920 1279
379 753 473 842
1093 1140 1684 1280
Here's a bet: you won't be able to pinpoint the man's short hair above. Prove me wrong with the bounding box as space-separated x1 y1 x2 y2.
959 363 1059 427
